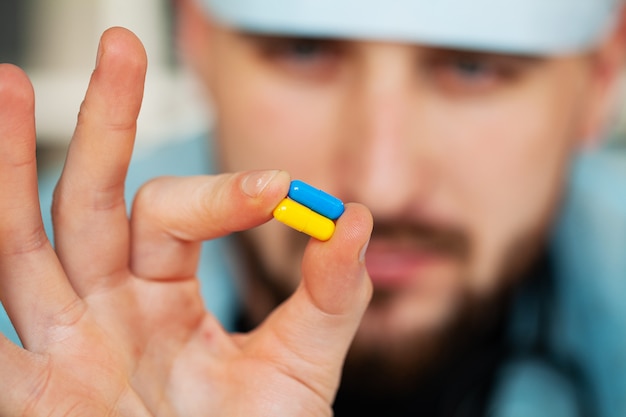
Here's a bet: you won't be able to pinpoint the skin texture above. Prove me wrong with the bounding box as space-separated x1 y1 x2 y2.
178 0 626 383
0 28 372 416
0 2 624 415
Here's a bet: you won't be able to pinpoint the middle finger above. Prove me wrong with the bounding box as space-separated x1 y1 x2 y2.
52 28 147 297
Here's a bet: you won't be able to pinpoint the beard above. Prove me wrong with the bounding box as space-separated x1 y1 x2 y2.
338 224 547 401
232 215 547 397
338 278 513 397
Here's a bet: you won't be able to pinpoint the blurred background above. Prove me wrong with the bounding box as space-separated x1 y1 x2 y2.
1 0 625 171
0 0 210 170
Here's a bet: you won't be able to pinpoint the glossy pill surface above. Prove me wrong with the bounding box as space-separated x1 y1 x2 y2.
288 180 345 220
273 198 336 241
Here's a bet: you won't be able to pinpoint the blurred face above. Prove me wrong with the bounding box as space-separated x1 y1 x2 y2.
180 6 610 385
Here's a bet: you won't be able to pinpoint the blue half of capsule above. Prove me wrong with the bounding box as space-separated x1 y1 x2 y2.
288 180 345 220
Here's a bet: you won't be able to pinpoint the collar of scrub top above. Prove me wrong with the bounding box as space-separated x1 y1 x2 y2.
200 0 622 55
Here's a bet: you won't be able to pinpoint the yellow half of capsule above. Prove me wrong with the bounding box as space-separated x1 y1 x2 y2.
273 198 336 241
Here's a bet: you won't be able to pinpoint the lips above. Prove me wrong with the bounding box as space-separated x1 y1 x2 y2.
364 239 453 289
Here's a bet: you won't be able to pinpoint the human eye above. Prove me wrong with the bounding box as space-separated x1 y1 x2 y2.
274 38 332 62
450 57 496 81
247 35 343 79
423 50 537 95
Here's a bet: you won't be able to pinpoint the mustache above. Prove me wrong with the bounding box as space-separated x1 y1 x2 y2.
371 220 471 260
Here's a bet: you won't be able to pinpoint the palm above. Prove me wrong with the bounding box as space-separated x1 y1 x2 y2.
0 28 372 417
19 271 349 416
7 271 202 415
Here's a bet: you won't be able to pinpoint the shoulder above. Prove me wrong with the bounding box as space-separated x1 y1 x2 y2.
550 146 626 417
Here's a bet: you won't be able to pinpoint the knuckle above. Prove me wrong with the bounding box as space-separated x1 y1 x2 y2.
0 224 49 257
52 178 125 215
132 176 169 216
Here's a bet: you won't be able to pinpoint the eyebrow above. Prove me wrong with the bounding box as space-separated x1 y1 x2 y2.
237 32 345 47
236 31 546 65
423 47 546 65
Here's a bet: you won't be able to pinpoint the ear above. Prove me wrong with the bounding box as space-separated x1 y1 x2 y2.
578 7 626 147
173 0 216 79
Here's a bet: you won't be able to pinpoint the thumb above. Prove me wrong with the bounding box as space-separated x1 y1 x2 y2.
250 203 373 401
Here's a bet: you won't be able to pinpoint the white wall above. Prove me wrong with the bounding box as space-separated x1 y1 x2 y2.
23 0 209 150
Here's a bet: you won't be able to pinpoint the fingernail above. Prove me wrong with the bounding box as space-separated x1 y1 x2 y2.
359 238 370 263
241 170 280 198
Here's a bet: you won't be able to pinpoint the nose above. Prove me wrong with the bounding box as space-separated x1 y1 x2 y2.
336 46 434 220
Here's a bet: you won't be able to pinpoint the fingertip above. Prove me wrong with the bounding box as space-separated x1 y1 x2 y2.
0 64 34 115
301 203 372 267
0 65 36 162
75 27 148 136
98 27 148 69
331 203 373 257
339 203 374 235
0 64 32 89
240 169 291 199
219 169 291 232
90 27 147 101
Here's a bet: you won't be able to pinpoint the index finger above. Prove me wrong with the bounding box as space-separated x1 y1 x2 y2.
129 170 291 280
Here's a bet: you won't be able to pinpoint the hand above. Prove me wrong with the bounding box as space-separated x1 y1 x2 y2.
0 27 373 416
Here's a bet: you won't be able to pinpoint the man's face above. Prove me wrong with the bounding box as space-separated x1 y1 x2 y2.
187 16 599 379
